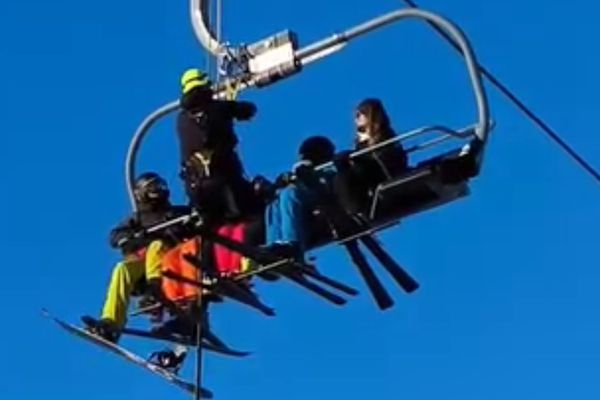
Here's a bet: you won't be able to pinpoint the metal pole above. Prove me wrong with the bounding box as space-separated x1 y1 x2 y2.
191 0 222 57
195 2 224 394
214 0 224 84
125 100 180 211
194 291 204 400
216 0 223 81
202 0 212 78
216 0 222 54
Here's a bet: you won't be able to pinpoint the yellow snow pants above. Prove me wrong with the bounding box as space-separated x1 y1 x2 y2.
101 240 166 328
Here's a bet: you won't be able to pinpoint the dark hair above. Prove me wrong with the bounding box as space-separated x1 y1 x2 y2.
299 135 336 165
355 98 395 145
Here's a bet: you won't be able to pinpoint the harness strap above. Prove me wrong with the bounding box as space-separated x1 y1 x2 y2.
193 151 214 177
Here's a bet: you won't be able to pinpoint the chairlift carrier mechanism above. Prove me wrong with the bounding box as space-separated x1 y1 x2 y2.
110 2 494 399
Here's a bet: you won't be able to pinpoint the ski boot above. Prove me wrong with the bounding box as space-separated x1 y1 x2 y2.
81 316 121 344
263 241 303 260
137 294 164 324
144 277 183 319
148 345 188 374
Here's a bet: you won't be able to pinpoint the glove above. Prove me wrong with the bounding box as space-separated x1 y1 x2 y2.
292 160 315 181
109 217 141 249
252 175 272 190
292 159 313 174
274 172 293 188
333 150 353 170
252 175 276 201
235 101 257 121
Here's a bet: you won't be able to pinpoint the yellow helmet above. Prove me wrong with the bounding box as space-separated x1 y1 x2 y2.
181 68 211 94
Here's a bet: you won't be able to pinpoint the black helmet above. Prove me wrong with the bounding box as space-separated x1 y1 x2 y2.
299 136 336 165
134 172 170 206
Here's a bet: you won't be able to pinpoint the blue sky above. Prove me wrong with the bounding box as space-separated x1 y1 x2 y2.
1 0 599 399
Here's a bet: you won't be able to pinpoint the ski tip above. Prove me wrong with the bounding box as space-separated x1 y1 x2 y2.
204 342 253 358
406 281 421 293
41 308 51 318
376 300 395 311
223 349 252 358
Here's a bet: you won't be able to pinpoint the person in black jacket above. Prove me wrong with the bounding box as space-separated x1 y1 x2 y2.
83 172 191 343
334 98 409 215
176 68 260 222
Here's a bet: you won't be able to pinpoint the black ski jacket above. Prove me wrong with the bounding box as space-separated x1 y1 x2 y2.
176 100 256 165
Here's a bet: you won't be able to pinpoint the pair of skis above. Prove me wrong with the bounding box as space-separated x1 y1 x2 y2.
142 210 361 310
340 221 418 309
42 309 214 398
170 174 418 312
294 166 420 310
196 229 360 307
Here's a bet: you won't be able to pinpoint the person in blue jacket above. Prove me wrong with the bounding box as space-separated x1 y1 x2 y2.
261 136 337 260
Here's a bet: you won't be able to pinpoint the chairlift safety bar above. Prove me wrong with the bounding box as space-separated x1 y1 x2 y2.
313 123 478 173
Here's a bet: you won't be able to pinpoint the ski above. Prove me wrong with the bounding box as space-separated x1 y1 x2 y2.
279 270 347 305
163 268 276 317
300 266 360 296
121 327 251 358
42 309 213 399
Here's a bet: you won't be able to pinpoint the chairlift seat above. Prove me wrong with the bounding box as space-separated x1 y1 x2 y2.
304 141 481 249
369 143 479 222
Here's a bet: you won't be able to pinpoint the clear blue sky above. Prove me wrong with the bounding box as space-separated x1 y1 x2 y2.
1 0 599 399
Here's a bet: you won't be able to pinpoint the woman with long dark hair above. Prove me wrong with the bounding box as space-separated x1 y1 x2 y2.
334 98 409 215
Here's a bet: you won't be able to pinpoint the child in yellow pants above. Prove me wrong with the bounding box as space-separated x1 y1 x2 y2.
83 172 191 343
100 240 166 330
